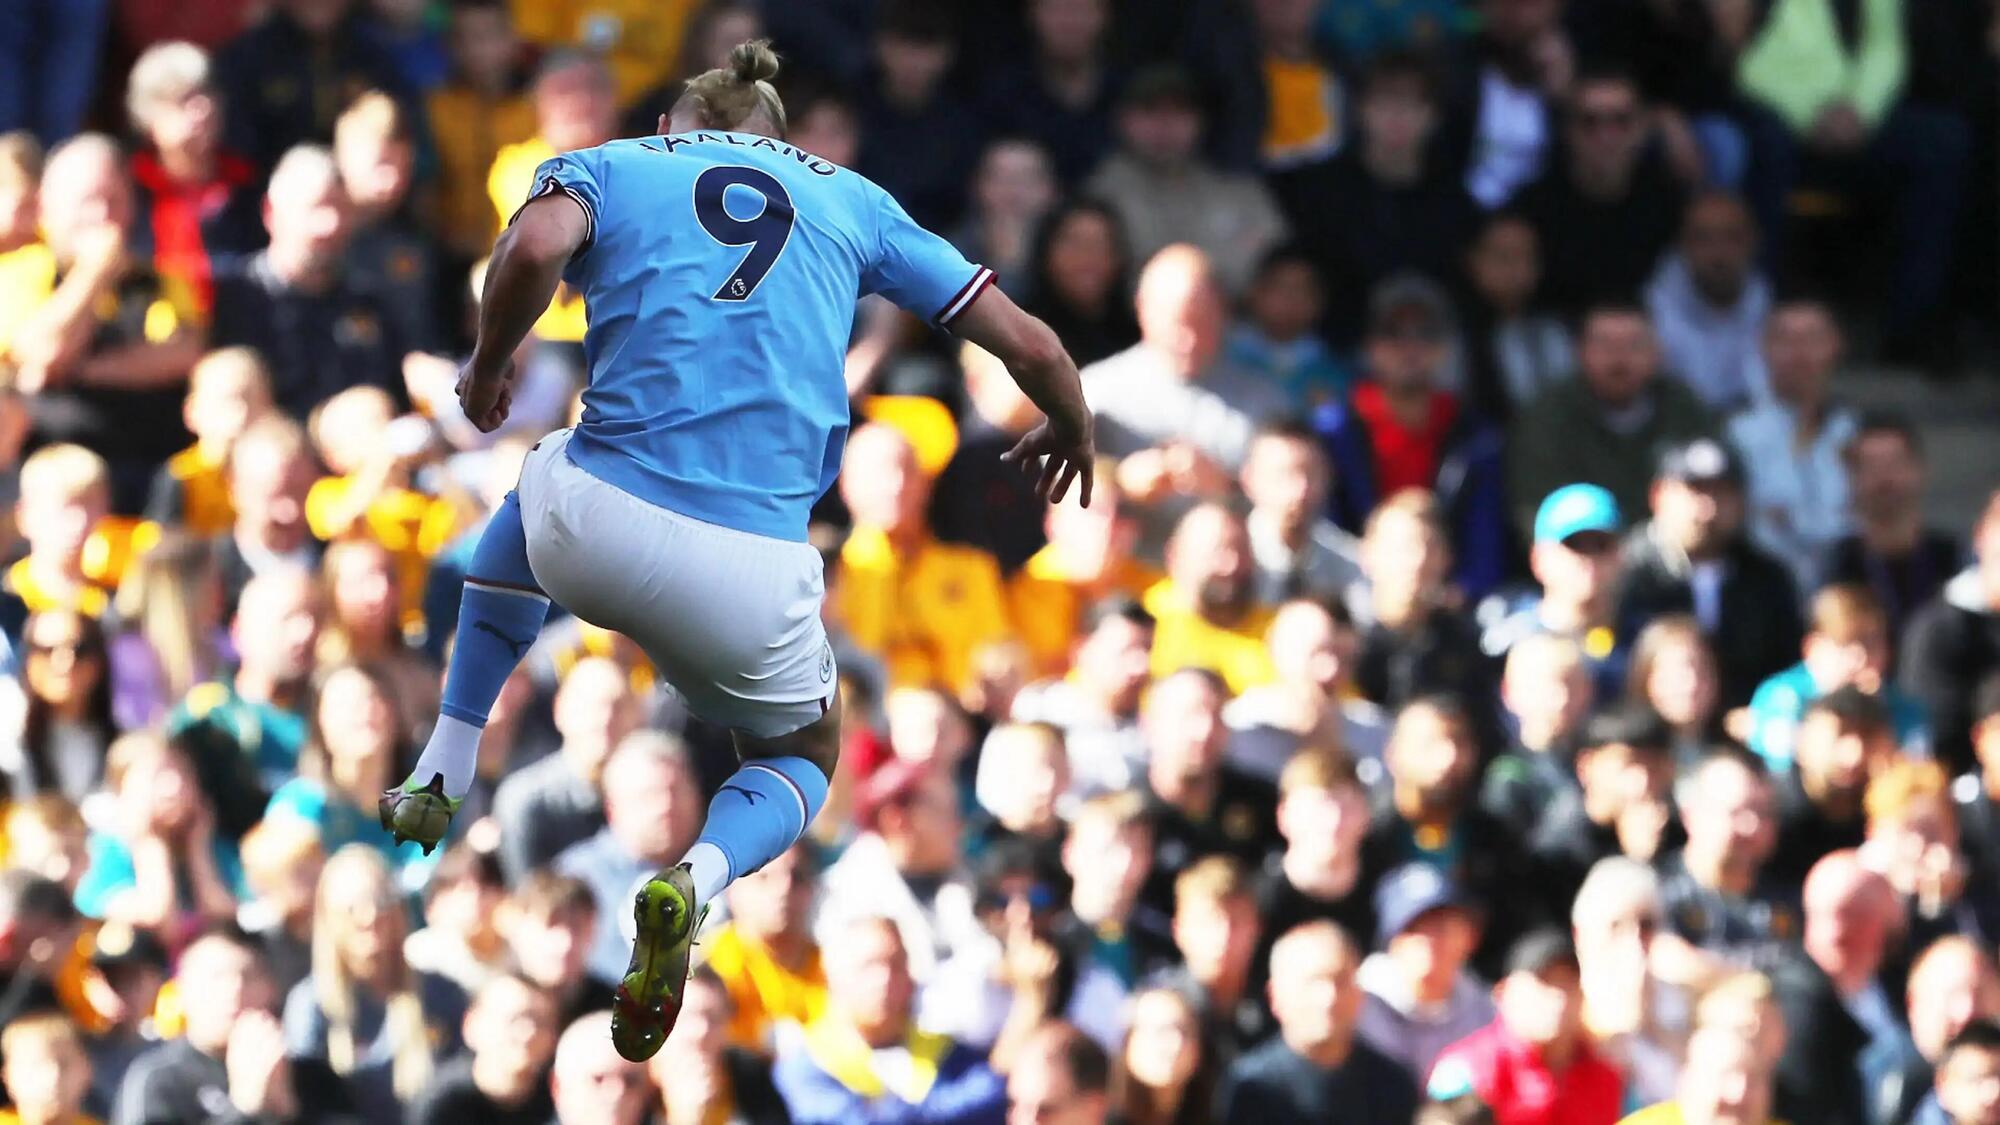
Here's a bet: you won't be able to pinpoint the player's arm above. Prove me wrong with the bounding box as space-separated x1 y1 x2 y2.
459 191 591 432
949 286 1096 507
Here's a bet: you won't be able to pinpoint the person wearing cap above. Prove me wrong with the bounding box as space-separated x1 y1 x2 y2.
1528 707 1679 909
1427 930 1624 1125
1617 435 1803 711
1219 920 1418 1125
1480 482 1630 705
1356 863 1496 1085
1506 301 1715 545
1085 64 1287 296
1316 272 1513 602
1747 584 1931 775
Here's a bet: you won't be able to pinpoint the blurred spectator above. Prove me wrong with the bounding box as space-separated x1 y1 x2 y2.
835 423 1011 696
402 838 507 997
0 0 106 147
73 732 239 933
1627 616 1725 771
1145 506 1274 694
1257 750 1378 956
1517 67 1686 317
1747 586 1929 772
787 87 862 169
1658 747 1794 961
1458 213 1572 425
1091 247 1288 514
1618 437 1804 711
553 731 701 984
1109 985 1218 1125
213 0 406 172
1 1012 94 1125
1736 0 1967 365
1427 930 1622 1125
547 1010 648 1125
263 662 427 875
646 967 789 1125
235 816 322 997
773 915 1006 1125
407 972 557 1125
1363 697 1528 976
1507 304 1716 542
210 145 408 417
8 610 114 803
818 761 980 986
951 139 1058 298
489 657 635 882
123 41 263 318
5 796 90 898
1220 921 1416 1125
1356 864 1495 1084
1646 194 1770 414
0 445 114 643
1907 938 2000 1075
1007 1020 1112 1125
1480 634 1593 841
367 0 444 93
167 562 318 839
1062 792 1172 991
1530 706 1678 905
1352 493 1495 739
0 872 79 1035
1238 0 1346 172
13 136 203 502
1152 856 1271 1059
1962 677 2000 914
1008 482 1157 680
979 0 1121 186
1019 199 1139 368
1766 689 1894 890
1139 671 1278 898
144 348 270 540
1924 1020 2000 1125
1226 247 1350 413
315 540 440 739
1727 301 1855 592
1240 421 1359 607
1827 415 1960 646
497 873 611 1027
426 0 531 263
705 844 827 1055
1862 761 1996 962
1272 51 1478 351
1226 599 1388 784
856 2 982 231
929 342 1050 575
1901 490 2000 777
282 845 464 1121
332 92 437 356
1621 1023 1779 1125
213 416 322 615
0 132 42 359
969 723 1069 866
1453 0 1573 210
1569 858 1687 1109
1009 596 1152 795
1320 276 1511 600
1483 483 1628 705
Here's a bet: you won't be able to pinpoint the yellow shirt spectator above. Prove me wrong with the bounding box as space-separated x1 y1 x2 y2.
703 923 828 1054
430 86 535 259
836 525 1012 696
306 475 466 629
0 242 55 358
153 445 234 537
1262 57 1344 167
1142 577 1275 694
508 0 702 107
488 136 588 342
1009 546 1160 677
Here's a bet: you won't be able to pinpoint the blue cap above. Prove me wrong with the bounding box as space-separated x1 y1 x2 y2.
1534 483 1622 546
1373 863 1469 948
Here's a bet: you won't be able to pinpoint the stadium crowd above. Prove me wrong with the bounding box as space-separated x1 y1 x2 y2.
1 0 2000 1123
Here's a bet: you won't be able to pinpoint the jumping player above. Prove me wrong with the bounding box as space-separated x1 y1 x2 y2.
377 41 1094 1062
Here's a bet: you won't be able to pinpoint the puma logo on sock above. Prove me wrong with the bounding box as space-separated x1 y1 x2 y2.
474 621 532 658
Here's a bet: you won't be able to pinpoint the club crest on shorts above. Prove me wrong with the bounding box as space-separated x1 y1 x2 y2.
819 643 834 683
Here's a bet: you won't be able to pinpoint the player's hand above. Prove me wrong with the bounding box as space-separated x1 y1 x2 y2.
456 359 516 433
1001 416 1094 506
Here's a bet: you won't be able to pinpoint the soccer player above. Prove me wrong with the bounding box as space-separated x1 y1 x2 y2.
378 40 1094 1063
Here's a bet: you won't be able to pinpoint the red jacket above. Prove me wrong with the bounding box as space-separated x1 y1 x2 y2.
1429 1020 1624 1125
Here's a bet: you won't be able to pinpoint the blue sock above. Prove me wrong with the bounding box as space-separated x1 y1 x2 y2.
411 493 549 798
684 756 829 903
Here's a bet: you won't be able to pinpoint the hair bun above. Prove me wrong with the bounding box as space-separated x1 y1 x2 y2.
729 39 780 84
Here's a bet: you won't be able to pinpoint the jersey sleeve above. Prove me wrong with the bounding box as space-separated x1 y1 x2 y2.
516 150 605 253
862 185 994 327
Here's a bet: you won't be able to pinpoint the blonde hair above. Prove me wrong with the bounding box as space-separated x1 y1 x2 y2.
0 131 42 191
1279 746 1361 798
19 443 109 504
675 39 787 134
1625 614 1711 702
334 90 410 147
1808 584 1886 644
1174 854 1251 910
0 1011 84 1061
5 792 84 841
103 730 184 794
189 345 272 403
1364 486 1445 542
127 41 211 132
229 415 312 479
1865 759 1953 831
312 845 433 1101
114 532 217 702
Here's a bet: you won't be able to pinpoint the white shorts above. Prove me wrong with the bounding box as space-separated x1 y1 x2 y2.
516 428 835 738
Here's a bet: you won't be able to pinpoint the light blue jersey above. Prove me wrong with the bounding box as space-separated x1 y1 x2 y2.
526 131 993 541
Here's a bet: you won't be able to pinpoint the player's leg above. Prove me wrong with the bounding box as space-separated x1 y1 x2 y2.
380 490 551 852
